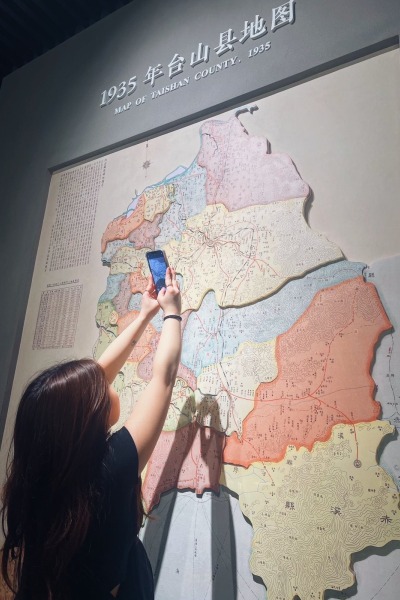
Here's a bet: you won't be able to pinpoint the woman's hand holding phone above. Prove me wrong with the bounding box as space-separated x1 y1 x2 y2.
158 267 181 316
140 277 160 320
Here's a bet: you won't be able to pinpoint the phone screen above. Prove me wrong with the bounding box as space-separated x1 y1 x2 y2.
146 251 168 293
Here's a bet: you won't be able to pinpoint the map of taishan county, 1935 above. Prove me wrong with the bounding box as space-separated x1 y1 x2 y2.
94 111 400 600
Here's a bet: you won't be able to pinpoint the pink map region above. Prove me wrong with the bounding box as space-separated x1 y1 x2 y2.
223 277 391 467
128 213 163 250
197 116 309 210
142 422 225 511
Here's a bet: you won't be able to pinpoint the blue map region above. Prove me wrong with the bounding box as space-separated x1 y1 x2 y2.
165 165 187 181
127 293 141 312
99 273 127 302
156 160 207 246
181 260 365 376
126 194 140 217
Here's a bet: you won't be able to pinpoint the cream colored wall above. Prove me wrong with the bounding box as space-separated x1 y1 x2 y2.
239 48 400 265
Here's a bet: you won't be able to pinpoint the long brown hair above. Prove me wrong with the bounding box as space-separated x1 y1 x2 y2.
1 359 112 598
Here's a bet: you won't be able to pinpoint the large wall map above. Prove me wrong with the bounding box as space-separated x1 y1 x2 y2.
94 110 400 599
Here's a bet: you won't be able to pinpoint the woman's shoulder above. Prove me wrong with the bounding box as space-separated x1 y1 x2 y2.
104 426 139 484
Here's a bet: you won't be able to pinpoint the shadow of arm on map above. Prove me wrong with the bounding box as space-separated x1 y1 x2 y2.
142 399 237 599
376 423 397 465
141 398 193 589
303 186 314 226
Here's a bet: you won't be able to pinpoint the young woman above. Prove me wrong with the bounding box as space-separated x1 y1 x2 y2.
1 266 182 599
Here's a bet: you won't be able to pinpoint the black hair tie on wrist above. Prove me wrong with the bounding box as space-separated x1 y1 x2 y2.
163 314 182 322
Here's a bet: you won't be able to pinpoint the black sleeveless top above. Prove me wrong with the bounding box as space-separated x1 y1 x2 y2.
71 426 154 599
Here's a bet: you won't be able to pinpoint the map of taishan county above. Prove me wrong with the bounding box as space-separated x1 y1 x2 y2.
95 112 400 599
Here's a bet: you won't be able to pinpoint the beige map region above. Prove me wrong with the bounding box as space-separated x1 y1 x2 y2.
221 421 400 600
196 340 277 436
143 183 175 222
109 247 148 278
165 201 343 312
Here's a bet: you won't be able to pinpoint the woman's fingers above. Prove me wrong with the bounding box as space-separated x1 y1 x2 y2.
162 266 180 294
169 267 180 290
146 275 157 298
165 266 172 287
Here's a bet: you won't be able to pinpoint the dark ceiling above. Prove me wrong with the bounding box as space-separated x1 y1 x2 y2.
0 0 135 85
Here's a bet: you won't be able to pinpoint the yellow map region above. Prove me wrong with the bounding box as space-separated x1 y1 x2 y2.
196 340 277 435
143 183 175 222
110 247 148 276
165 201 343 312
221 421 400 600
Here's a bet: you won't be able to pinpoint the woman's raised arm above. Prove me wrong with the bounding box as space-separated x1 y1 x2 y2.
124 267 182 473
97 278 160 384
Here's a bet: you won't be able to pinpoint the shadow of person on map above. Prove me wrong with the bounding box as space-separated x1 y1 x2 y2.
210 483 238 600
197 400 238 600
141 397 193 589
141 395 238 600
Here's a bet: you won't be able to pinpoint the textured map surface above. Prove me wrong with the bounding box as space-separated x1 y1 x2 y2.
95 112 400 599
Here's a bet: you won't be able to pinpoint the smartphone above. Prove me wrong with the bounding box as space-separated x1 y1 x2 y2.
146 250 169 293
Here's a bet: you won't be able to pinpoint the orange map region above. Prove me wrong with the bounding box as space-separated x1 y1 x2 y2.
101 195 146 253
223 277 391 467
129 269 148 295
197 116 309 210
117 310 157 364
142 422 225 512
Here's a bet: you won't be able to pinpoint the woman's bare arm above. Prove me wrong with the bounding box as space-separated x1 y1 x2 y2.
97 278 160 384
124 267 182 473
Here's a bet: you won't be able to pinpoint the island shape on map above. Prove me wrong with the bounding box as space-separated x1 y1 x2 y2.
221 421 400 600
223 276 392 466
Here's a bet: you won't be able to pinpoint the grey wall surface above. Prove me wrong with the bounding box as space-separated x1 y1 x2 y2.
0 0 399 439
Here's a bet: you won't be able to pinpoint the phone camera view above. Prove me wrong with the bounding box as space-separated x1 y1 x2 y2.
149 255 167 292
